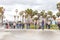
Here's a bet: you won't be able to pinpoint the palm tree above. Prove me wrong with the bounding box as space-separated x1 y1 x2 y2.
47 11 53 17
56 12 60 17
52 15 56 20
40 11 44 16
0 7 3 13
40 10 46 18
33 10 38 15
56 2 60 17
19 11 25 16
57 2 60 11
43 13 47 18
25 8 33 16
47 11 53 22
0 7 4 25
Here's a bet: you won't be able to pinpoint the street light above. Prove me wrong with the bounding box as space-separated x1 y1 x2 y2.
15 9 18 13
15 9 18 23
14 15 16 22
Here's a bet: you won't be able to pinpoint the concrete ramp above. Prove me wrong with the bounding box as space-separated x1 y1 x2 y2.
2 29 60 40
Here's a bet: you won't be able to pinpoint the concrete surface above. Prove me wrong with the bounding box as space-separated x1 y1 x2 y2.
0 32 11 40
0 29 60 40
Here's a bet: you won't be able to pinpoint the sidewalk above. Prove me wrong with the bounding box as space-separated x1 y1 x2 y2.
0 25 5 29
0 32 11 40
1 29 60 40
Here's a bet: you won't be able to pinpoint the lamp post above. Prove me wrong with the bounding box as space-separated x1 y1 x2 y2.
15 9 18 23
22 12 26 24
17 16 19 21
14 15 16 22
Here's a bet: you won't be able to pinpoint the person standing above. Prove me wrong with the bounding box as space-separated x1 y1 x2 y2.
57 20 60 30
38 20 41 29
34 20 37 29
38 16 42 29
45 18 48 29
56 17 60 30
22 15 25 29
13 22 16 29
5 22 10 29
41 19 44 30
5 20 10 29
51 18 57 29
19 21 22 29
16 22 19 29
47 20 51 29
26 16 30 29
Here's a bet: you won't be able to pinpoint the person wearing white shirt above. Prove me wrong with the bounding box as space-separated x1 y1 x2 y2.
22 15 26 29
47 20 51 29
51 18 57 29
26 16 31 29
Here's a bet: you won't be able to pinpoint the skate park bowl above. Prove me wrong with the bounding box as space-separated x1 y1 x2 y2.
0 29 60 40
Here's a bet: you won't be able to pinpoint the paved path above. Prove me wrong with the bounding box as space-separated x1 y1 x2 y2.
0 32 11 40
0 29 60 40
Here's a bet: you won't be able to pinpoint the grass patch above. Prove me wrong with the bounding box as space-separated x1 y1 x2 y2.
30 24 59 30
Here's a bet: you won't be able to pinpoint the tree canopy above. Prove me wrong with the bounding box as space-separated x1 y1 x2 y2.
56 12 60 17
47 11 53 16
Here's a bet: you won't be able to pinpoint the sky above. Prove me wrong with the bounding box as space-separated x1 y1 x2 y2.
0 0 60 21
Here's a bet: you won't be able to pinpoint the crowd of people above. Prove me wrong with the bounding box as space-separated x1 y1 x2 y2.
4 15 60 30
